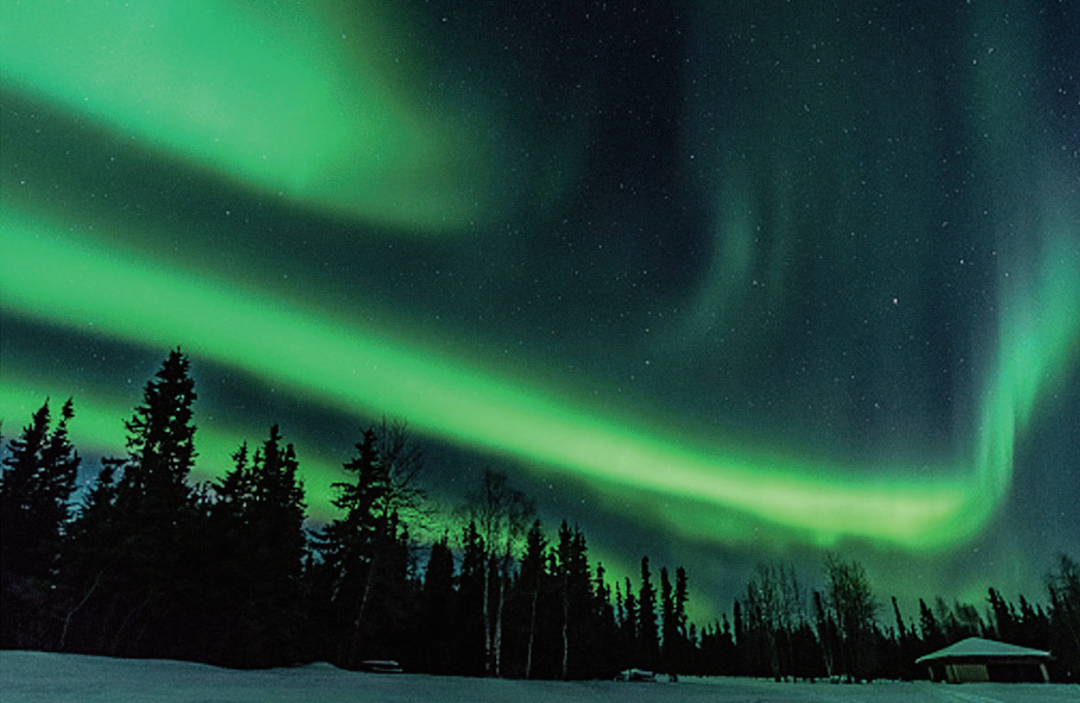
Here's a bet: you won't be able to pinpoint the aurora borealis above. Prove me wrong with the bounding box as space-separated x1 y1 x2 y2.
2 0 1078 613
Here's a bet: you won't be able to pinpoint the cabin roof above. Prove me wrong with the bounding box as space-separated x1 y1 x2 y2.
916 637 1051 664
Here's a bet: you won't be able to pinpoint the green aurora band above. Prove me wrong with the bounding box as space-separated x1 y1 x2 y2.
3 206 1077 550
0 0 498 231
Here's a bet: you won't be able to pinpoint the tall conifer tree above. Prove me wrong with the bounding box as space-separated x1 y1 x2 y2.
673 566 690 673
316 428 394 666
0 398 80 648
660 566 675 673
208 426 308 666
638 556 659 670
61 349 200 658
117 349 197 513
417 536 455 673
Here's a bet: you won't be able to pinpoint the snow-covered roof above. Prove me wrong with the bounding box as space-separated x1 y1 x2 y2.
916 637 1051 663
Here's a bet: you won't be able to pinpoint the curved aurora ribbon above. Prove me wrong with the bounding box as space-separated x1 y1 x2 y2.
3 208 1077 550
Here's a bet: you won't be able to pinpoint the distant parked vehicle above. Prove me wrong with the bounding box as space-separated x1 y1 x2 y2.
616 668 656 682
358 660 403 674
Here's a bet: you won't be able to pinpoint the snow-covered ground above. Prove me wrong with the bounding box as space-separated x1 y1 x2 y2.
1 651 1076 703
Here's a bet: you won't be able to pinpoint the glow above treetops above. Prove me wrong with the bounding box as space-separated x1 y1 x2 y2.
0 370 347 523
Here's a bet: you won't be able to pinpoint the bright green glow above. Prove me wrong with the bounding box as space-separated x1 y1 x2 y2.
0 378 135 460
0 0 492 231
0 375 345 522
969 210 1080 521
6 209 1075 550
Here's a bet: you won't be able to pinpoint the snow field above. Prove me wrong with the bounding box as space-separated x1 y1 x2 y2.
1 651 1076 703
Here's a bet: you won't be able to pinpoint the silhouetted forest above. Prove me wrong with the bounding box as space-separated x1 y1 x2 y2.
2 350 1078 682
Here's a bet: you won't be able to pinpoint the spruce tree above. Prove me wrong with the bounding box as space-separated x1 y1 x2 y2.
660 566 675 673
314 420 425 669
1046 554 1080 680
890 596 916 679
733 598 747 675
456 519 487 675
718 614 738 675
917 597 946 653
0 398 80 648
316 428 395 667
123 349 200 657
593 562 619 678
988 587 1018 643
561 525 592 678
1017 594 1052 649
556 521 575 679
622 577 639 668
60 349 201 658
117 349 197 514
638 556 659 670
674 566 690 674
417 536 455 673
208 426 308 667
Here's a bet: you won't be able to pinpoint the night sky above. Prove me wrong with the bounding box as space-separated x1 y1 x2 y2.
2 0 1078 621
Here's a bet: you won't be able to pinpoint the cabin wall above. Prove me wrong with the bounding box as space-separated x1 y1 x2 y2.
926 658 1050 684
946 663 989 683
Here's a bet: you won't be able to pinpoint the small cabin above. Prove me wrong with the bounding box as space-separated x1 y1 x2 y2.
916 637 1051 683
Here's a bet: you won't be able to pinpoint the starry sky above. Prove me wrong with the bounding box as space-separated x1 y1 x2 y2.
2 0 1078 620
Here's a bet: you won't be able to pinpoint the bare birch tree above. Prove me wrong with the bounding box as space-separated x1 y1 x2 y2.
470 469 533 677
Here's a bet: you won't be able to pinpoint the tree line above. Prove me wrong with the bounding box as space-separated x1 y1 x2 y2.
1 349 1077 682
